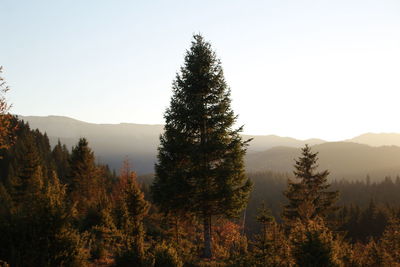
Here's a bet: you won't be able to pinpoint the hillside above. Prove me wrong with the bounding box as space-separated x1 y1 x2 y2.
19 115 400 180
348 133 400 147
20 115 163 174
19 115 325 173
246 142 400 181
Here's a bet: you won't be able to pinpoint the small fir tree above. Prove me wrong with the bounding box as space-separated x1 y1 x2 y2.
52 139 70 183
69 138 101 213
380 218 400 263
153 242 183 267
283 145 338 224
289 218 342 267
252 204 293 267
116 170 149 266
90 201 121 260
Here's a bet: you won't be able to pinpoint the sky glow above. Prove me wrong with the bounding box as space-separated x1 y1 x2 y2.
1 0 400 140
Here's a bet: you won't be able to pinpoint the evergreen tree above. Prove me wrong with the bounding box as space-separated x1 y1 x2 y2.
283 145 338 224
52 139 70 183
380 218 400 263
151 34 252 258
69 138 100 213
116 171 149 266
252 204 292 267
90 202 121 260
359 239 394 267
254 203 274 262
10 134 42 203
153 242 183 267
0 168 87 266
289 218 342 267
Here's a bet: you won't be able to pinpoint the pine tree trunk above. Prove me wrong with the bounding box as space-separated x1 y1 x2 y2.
203 215 212 258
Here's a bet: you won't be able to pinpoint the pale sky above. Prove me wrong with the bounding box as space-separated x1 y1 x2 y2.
1 0 400 141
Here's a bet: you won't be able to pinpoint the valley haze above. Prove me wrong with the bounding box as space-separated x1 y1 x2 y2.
19 115 400 181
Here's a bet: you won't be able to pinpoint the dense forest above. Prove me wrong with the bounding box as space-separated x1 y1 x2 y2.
1 36 400 266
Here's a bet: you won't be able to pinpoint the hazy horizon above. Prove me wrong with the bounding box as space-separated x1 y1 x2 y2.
18 114 400 143
2 1 400 140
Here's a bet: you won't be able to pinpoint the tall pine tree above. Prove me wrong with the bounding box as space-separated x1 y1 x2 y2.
151 34 252 258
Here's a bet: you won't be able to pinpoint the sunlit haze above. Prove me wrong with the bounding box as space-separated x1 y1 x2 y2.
1 0 400 141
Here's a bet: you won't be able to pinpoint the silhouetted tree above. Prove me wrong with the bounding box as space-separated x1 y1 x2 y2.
52 140 70 183
69 138 101 213
151 34 252 258
283 145 338 224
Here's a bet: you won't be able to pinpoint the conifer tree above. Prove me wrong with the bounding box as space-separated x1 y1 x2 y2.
380 218 400 263
360 239 394 267
289 218 342 267
52 139 70 183
151 34 252 259
283 145 338 224
10 134 42 203
252 204 292 267
90 202 121 260
116 170 149 266
0 169 87 266
69 138 100 212
153 242 183 267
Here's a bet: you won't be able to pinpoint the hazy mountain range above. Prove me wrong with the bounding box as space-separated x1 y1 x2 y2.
246 142 400 181
19 115 400 180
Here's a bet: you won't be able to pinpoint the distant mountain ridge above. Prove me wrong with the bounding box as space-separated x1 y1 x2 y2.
20 115 163 174
245 142 400 181
347 132 400 147
18 115 327 173
243 134 325 152
18 115 400 180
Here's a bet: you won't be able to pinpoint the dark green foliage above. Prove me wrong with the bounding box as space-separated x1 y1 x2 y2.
152 242 183 267
152 34 252 258
69 138 96 190
52 140 71 183
0 119 89 266
354 239 395 267
253 204 274 264
290 219 342 267
251 204 292 267
115 172 149 267
243 170 400 238
380 218 400 263
0 170 87 266
90 203 121 260
0 118 53 185
283 145 339 223
339 200 390 243
68 138 102 214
